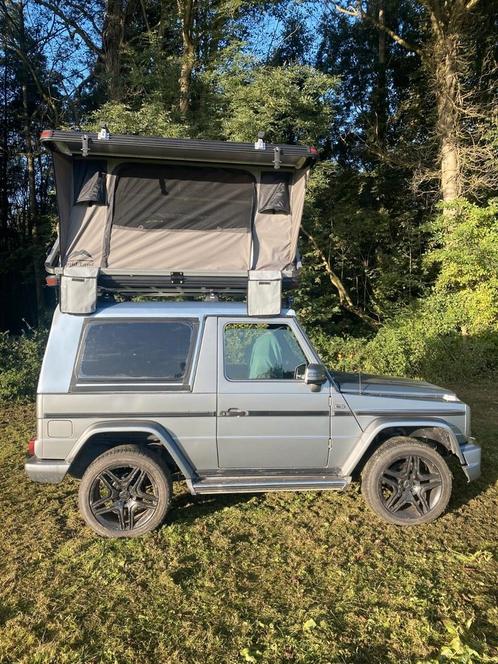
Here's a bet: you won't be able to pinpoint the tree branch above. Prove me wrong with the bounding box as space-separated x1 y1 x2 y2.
33 0 101 54
301 227 380 328
333 1 423 57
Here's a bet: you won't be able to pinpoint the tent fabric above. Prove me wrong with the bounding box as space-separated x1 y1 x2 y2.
107 225 253 271
52 152 73 261
52 154 309 273
112 163 255 232
257 171 291 214
73 159 107 205
252 169 307 271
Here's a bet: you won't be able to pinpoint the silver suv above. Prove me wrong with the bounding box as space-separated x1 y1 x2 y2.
25 300 481 537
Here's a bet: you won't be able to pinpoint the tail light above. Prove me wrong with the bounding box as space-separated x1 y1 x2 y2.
46 275 58 287
27 437 36 457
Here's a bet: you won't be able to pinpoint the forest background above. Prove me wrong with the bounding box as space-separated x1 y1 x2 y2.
0 0 497 399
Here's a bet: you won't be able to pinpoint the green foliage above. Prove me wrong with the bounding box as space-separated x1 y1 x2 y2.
305 200 498 382
0 327 47 402
84 100 190 138
427 199 498 299
217 61 337 144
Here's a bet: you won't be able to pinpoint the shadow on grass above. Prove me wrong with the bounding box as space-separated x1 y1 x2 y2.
171 489 260 526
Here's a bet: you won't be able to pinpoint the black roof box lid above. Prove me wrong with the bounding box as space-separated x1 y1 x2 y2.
40 130 318 170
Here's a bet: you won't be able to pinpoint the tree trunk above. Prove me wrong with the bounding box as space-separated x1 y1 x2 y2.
433 33 462 202
0 54 9 249
102 0 125 101
18 4 43 322
374 0 387 146
177 0 195 117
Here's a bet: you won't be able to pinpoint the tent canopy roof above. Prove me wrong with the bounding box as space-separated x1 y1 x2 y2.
40 130 318 170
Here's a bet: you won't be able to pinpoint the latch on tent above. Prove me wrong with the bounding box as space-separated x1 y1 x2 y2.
273 146 281 169
81 134 90 157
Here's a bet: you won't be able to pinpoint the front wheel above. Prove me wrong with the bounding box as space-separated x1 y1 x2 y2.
361 437 452 526
78 445 172 537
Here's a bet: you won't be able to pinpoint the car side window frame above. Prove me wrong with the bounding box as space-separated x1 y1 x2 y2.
222 318 314 383
70 316 200 392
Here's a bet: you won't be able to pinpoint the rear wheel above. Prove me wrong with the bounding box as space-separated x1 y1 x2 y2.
361 437 452 525
78 445 172 537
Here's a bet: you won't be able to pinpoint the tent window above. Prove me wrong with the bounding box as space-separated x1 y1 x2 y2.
113 163 255 232
73 160 106 205
258 171 291 214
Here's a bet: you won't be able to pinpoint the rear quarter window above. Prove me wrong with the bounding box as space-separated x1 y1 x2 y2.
74 318 198 388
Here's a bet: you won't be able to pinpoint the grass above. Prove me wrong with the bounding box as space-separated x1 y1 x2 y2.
0 381 496 664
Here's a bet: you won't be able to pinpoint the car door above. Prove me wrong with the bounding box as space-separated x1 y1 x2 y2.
217 317 331 469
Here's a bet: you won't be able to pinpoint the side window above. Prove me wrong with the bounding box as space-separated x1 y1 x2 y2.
224 323 307 380
75 319 197 386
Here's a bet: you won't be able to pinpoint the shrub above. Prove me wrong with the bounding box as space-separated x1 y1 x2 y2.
0 327 47 402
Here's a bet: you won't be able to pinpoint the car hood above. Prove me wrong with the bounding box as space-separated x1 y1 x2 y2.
330 371 457 400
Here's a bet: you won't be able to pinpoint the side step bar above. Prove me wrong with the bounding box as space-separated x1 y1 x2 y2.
191 475 351 495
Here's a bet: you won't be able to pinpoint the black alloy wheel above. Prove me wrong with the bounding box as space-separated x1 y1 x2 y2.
89 465 159 531
378 454 443 519
79 445 172 537
361 437 452 525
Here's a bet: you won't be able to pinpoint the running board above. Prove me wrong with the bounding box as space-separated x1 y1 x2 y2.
191 475 351 495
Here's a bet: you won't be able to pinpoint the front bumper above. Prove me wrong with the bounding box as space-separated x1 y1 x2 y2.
25 456 69 483
460 438 481 482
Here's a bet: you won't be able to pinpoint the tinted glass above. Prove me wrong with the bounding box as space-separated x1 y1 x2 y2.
224 323 307 380
77 319 196 383
113 163 255 232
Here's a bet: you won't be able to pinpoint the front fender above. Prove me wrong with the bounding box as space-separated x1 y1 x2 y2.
340 417 465 477
66 419 196 480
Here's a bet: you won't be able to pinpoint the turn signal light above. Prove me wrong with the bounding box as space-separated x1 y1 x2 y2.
27 437 36 457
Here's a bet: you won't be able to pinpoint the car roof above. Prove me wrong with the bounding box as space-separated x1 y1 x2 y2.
86 301 295 318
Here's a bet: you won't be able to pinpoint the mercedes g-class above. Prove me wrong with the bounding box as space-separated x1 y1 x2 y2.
25 301 481 537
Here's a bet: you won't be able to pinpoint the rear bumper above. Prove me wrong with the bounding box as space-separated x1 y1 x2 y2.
460 438 481 482
25 456 69 484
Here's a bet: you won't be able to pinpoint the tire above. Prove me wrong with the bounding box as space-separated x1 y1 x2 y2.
361 437 452 526
78 444 172 538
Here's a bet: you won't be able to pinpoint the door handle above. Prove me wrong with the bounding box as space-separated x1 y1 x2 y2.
221 408 249 417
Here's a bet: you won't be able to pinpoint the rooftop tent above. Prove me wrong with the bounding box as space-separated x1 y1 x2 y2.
42 130 317 277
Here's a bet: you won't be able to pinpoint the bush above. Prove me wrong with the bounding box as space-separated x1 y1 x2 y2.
0 327 47 402
304 200 498 383
306 292 498 383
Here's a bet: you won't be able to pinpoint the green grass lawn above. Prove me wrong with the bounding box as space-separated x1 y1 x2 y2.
0 382 496 664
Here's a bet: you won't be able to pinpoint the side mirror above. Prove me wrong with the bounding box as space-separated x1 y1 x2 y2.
304 363 328 391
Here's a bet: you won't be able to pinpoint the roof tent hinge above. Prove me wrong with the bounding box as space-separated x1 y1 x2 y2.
98 124 110 141
171 271 185 285
81 133 90 157
254 130 266 151
273 146 281 169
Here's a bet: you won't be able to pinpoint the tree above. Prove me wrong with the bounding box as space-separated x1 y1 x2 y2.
331 0 494 203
